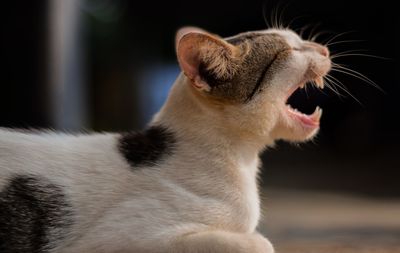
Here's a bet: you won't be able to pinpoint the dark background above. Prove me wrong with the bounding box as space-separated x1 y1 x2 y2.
1 0 399 197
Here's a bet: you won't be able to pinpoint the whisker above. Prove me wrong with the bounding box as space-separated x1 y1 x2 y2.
262 2 271 28
326 74 353 95
331 68 380 93
326 73 345 87
263 1 278 29
271 4 279 29
326 39 365 47
331 62 351 69
313 81 330 96
308 67 339 94
325 75 363 105
269 5 275 28
331 65 385 92
323 31 356 46
304 80 310 97
331 64 379 87
310 30 332 42
286 15 308 30
308 23 322 41
298 24 314 39
277 5 283 29
323 76 343 97
279 1 291 29
330 49 369 57
331 67 373 85
324 76 343 96
331 53 390 60
310 80 329 97
325 84 344 100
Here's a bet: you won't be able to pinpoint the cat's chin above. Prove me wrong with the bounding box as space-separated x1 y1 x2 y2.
271 94 323 142
272 115 320 143
276 104 322 142
286 104 322 129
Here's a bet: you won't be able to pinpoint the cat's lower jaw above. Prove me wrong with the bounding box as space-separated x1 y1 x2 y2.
270 117 320 143
170 231 274 253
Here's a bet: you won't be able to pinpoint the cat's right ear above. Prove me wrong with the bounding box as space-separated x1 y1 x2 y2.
176 27 240 91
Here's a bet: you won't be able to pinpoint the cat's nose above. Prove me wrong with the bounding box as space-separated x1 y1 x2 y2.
318 46 330 57
304 42 330 57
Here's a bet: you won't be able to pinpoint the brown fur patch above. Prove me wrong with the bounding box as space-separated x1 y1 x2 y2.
202 33 291 103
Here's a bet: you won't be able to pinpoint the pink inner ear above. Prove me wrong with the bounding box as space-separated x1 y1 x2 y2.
179 45 199 80
177 35 211 91
175 27 207 51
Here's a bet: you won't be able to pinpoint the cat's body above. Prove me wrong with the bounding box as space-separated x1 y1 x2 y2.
0 123 260 253
0 27 331 253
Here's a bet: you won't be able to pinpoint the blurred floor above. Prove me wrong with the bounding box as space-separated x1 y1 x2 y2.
259 189 400 253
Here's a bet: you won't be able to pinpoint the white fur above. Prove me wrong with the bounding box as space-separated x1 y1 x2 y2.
0 124 264 253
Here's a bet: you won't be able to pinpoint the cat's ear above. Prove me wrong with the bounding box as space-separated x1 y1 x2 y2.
176 27 240 91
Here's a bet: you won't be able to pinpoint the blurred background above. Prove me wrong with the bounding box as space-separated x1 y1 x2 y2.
1 0 399 251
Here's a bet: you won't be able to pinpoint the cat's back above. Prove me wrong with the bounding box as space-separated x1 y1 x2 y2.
0 128 116 146
0 128 119 160
0 128 128 186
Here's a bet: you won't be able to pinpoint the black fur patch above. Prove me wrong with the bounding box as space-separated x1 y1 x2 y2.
0 176 72 253
118 125 176 167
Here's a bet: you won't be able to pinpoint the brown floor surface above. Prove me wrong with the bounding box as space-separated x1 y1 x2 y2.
258 189 400 253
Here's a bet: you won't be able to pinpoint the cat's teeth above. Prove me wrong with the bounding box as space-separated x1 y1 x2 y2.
315 76 324 89
310 106 323 121
299 82 305 89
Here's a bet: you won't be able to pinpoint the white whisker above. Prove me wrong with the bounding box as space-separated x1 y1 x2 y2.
331 53 390 60
279 1 291 29
330 49 369 57
286 15 308 30
298 24 314 39
273 5 279 28
323 31 355 46
262 3 271 28
325 75 362 104
308 23 322 41
326 74 353 95
323 76 344 97
326 39 365 46
310 30 331 42
331 65 384 92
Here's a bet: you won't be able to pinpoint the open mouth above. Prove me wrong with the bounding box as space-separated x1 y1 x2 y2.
285 76 325 128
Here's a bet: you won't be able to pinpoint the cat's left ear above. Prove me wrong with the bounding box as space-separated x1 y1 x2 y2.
176 27 241 91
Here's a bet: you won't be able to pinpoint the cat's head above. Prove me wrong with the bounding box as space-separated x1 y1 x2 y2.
175 27 331 144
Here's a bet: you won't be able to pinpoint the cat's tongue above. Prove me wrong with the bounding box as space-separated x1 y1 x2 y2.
287 106 322 127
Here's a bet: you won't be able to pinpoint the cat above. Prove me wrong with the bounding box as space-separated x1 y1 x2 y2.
0 26 330 253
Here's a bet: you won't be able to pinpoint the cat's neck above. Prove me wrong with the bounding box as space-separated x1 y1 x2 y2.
152 73 268 167
152 75 262 232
